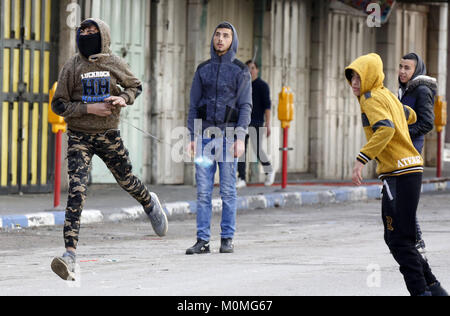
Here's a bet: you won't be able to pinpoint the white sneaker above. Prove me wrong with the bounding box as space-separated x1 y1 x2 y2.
51 252 76 281
236 179 247 189
264 172 275 187
145 192 169 237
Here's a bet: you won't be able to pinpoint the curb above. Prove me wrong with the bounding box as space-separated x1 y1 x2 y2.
0 210 103 230
1 181 449 230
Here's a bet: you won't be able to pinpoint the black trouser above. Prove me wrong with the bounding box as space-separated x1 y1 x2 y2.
416 219 424 244
382 173 437 296
237 124 273 181
415 148 425 245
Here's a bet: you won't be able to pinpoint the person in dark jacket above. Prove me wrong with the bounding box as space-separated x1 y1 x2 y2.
399 53 437 153
398 53 438 257
186 22 252 255
237 60 275 189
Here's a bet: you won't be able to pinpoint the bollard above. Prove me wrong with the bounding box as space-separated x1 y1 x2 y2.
434 96 447 178
278 87 294 189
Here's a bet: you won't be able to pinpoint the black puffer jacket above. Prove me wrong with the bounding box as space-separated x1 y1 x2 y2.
399 54 437 153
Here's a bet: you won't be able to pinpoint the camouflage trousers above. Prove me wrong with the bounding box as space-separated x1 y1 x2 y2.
64 129 152 249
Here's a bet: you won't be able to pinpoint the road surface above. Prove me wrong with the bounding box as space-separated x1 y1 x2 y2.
0 193 449 296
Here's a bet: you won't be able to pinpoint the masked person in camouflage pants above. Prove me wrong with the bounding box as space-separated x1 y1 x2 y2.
50 18 168 282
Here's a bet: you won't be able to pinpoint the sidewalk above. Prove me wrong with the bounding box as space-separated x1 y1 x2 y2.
1 167 449 229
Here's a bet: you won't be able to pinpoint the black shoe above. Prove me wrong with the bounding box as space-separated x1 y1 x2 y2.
186 239 210 255
428 282 449 296
220 238 234 254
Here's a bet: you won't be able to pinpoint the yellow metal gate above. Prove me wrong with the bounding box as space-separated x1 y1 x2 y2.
0 0 59 194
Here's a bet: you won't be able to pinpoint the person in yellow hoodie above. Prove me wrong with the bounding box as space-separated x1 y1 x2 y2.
345 53 447 296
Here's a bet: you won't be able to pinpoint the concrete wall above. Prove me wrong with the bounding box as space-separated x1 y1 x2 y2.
54 0 448 186
149 0 259 185
425 4 448 168
311 1 447 179
263 0 311 178
310 0 377 180
58 0 79 191
150 0 187 184
375 2 449 170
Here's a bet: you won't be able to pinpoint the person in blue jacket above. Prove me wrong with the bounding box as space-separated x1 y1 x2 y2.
398 53 438 257
186 22 252 255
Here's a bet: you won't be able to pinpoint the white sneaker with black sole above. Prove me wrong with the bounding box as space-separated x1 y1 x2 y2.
51 252 76 281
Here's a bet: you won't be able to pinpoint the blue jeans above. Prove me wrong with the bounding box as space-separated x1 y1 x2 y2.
195 137 238 241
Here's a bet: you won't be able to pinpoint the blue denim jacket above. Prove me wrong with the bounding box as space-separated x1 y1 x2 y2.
187 22 253 141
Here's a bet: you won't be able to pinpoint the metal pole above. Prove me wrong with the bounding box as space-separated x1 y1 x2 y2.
437 131 442 178
54 130 62 208
282 127 289 189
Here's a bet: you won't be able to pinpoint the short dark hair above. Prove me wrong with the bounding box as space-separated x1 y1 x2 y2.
79 20 98 32
216 23 233 34
402 53 418 66
246 60 259 69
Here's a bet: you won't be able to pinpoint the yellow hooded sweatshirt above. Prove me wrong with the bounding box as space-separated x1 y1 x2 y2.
345 53 423 179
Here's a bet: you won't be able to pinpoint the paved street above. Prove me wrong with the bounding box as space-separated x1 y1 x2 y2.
0 193 449 296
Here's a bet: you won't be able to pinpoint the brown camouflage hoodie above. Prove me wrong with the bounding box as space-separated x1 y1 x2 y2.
52 18 142 134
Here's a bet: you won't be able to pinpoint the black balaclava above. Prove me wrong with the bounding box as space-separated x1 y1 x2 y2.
77 32 102 58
